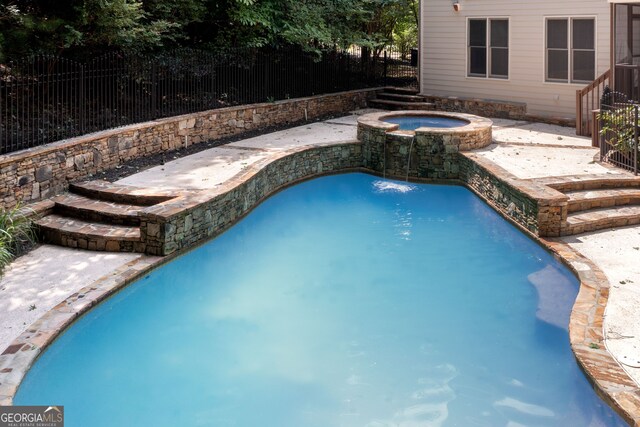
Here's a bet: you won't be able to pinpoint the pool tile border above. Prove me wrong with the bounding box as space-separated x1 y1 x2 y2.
0 141 638 425
0 255 163 405
543 239 640 425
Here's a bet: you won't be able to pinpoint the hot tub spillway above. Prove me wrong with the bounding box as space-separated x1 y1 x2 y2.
405 135 415 182
357 111 493 180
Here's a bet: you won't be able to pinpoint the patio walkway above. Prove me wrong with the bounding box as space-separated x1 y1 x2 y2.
1 110 639 393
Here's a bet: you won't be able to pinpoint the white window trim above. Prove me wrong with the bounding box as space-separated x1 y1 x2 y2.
543 15 597 85
466 17 511 81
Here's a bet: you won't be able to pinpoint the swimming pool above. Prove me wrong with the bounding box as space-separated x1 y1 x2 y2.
15 173 626 426
383 115 469 130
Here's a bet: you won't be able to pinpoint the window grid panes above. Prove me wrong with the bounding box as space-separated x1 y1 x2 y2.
468 18 508 79
469 19 487 77
546 18 595 83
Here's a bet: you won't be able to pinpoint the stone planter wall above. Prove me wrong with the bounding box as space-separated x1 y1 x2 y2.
0 89 375 209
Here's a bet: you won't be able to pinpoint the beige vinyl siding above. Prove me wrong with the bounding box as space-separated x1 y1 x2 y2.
420 0 611 118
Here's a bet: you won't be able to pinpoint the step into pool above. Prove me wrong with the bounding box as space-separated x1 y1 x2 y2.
15 173 626 426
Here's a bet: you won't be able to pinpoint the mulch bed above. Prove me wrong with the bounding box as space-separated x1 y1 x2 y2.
90 113 350 182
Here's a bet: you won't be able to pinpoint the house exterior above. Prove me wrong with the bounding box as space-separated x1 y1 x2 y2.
419 0 611 120
609 1 640 103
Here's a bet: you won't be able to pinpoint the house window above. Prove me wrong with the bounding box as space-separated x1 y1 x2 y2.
468 18 509 79
546 18 595 83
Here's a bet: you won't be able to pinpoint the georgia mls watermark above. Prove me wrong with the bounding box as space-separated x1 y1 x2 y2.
0 406 63 427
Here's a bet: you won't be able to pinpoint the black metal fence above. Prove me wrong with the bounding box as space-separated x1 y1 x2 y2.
0 46 417 154
599 102 639 174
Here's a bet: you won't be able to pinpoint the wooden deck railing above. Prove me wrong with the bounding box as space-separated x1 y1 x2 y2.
576 69 611 137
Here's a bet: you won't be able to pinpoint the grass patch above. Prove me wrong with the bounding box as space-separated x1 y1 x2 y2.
0 205 37 275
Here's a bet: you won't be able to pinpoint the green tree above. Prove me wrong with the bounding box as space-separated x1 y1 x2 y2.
0 0 418 61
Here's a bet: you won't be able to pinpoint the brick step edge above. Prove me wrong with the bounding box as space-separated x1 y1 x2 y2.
563 208 640 235
37 215 143 252
568 190 640 213
377 93 428 102
541 176 640 192
368 99 435 110
70 181 175 206
53 194 142 226
382 86 420 95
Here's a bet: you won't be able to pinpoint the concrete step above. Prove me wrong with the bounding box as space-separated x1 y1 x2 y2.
37 214 143 252
377 92 428 102
70 180 174 206
563 205 640 235
368 98 435 111
567 188 640 213
382 87 420 96
541 175 640 192
52 193 143 226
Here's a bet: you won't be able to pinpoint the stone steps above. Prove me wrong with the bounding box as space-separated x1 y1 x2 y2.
52 193 143 226
564 205 640 235
535 175 640 235
368 87 433 111
377 93 428 102
37 214 143 252
566 188 640 213
33 180 175 253
542 175 640 192
382 86 420 95
70 181 174 206
368 98 435 111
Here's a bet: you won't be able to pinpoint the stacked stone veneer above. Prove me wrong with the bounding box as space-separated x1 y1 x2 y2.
358 111 493 179
418 94 575 126
139 144 363 255
421 95 527 120
357 110 569 237
0 89 374 209
129 109 570 256
459 154 569 236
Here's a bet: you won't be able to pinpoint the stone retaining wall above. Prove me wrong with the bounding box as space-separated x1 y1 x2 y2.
140 143 363 256
0 89 375 209
358 111 492 180
114 141 569 256
420 94 575 127
459 153 568 237
421 94 527 120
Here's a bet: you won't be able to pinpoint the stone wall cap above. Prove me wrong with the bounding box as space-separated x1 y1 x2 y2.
0 88 380 168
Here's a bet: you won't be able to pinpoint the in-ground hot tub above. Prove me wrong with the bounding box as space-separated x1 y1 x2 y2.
382 115 470 130
357 111 493 180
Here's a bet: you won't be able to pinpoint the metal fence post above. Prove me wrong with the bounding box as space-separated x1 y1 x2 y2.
383 51 388 86
79 64 86 133
635 105 638 175
151 60 157 119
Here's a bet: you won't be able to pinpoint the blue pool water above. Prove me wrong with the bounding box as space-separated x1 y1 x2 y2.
16 173 626 426
384 116 468 130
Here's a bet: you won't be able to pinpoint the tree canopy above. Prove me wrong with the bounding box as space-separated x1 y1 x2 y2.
0 0 418 61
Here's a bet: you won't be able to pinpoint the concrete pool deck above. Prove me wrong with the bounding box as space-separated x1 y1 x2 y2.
1 110 640 420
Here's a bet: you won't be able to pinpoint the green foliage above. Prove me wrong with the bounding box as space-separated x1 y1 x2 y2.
0 205 36 275
0 0 418 60
78 0 178 50
599 106 638 154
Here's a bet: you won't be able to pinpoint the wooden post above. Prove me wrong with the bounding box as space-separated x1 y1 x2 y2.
576 90 583 135
591 109 600 148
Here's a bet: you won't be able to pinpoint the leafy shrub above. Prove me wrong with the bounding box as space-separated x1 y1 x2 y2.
599 105 638 154
0 205 36 274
